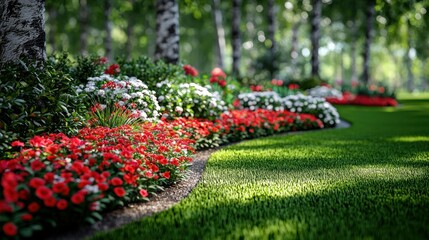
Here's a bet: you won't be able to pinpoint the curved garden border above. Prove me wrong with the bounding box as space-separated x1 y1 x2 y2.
48 120 351 240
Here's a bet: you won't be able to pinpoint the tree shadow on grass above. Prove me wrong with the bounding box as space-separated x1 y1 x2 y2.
92 176 429 240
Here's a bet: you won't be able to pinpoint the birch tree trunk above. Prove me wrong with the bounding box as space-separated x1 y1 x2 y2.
267 0 277 52
212 0 226 69
350 19 358 82
0 0 46 65
310 0 322 78
232 0 242 76
155 0 180 64
104 0 113 61
291 19 301 67
406 18 414 92
362 0 375 84
126 0 135 60
79 0 89 55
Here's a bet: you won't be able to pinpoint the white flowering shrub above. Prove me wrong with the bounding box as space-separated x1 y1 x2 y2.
77 74 160 121
155 81 227 120
236 91 284 111
307 86 343 99
282 94 340 127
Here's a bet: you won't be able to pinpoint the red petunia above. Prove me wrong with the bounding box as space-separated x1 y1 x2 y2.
162 171 170 179
104 64 120 75
21 213 33 221
36 186 53 200
71 191 86 204
28 202 41 213
211 67 227 79
218 79 227 87
44 172 55 182
11 141 24 147
139 189 148 198
56 199 68 210
110 177 123 186
113 187 126 197
30 159 45 171
2 222 17 236
97 182 109 191
44 196 57 207
29 177 45 188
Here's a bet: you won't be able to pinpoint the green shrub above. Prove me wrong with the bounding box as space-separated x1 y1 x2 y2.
117 56 185 90
0 58 86 158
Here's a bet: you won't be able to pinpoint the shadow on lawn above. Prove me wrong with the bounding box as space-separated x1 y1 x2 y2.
93 175 429 240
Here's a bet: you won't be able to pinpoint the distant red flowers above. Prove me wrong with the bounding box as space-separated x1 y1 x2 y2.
326 94 398 106
105 63 120 75
250 85 264 92
210 67 227 88
271 79 283 86
288 84 300 90
183 64 199 77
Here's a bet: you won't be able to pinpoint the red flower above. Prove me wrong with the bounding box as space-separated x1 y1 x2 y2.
53 182 70 196
29 177 45 188
183 64 199 77
28 202 41 213
44 196 57 207
113 187 126 197
97 183 109 191
21 213 33 221
18 189 30 200
96 57 108 65
56 199 68 210
218 79 227 87
71 191 86 204
30 159 45 171
110 177 123 186
162 171 171 179
11 141 24 147
36 186 53 200
209 76 219 84
44 172 55 182
211 67 227 78
139 189 148 198
105 64 120 75
0 201 12 213
288 84 300 90
2 222 17 237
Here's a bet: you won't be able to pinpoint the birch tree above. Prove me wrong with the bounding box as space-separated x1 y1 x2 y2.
0 0 46 65
155 0 180 64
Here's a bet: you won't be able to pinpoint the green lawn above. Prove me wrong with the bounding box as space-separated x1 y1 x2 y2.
92 99 429 240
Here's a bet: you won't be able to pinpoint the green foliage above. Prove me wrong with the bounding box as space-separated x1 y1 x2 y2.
71 55 106 84
0 58 86 158
92 99 429 239
117 56 185 90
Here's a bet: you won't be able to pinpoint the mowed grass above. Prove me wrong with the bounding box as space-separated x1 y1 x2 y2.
92 99 429 240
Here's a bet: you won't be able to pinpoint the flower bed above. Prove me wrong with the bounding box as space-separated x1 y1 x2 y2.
326 94 398 107
0 108 325 238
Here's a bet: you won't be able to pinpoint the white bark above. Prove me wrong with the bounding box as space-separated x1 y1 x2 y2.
155 0 179 64
310 0 321 78
0 0 46 64
104 0 113 61
232 0 241 76
212 0 226 68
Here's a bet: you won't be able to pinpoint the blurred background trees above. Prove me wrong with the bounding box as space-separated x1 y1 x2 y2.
43 0 429 92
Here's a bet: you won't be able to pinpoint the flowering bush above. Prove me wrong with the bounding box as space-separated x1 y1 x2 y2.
156 81 227 120
282 94 340 127
236 91 284 111
307 86 343 99
77 75 161 122
0 123 194 238
209 68 227 88
326 95 398 107
217 109 324 142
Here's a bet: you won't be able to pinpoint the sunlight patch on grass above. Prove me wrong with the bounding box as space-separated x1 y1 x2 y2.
389 136 429 143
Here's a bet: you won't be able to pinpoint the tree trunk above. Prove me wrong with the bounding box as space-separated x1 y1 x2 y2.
232 0 242 76
155 0 180 64
405 18 414 92
291 20 301 67
47 8 57 53
350 19 358 82
267 0 277 52
362 0 375 84
104 0 113 61
79 0 89 55
310 0 322 78
212 0 226 69
126 0 135 60
0 0 46 65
